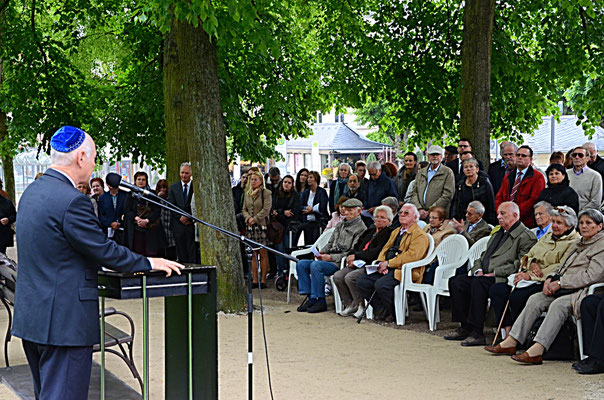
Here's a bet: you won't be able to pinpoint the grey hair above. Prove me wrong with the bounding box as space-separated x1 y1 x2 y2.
499 201 520 216
550 205 578 228
402 203 420 222
373 205 394 223
367 161 382 171
578 208 604 225
583 142 597 153
180 162 191 169
381 196 399 211
534 201 553 214
468 200 485 216
501 142 518 152
461 158 480 169
50 134 94 166
339 163 351 176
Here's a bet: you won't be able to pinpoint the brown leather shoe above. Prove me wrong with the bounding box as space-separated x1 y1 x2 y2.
484 343 516 355
511 352 542 365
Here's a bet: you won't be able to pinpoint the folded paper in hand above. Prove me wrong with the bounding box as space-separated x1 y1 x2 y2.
365 264 379 275
507 273 539 288
311 246 321 257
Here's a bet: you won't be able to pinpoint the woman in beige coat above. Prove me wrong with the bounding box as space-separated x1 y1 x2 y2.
485 208 604 365
242 170 272 288
489 205 581 336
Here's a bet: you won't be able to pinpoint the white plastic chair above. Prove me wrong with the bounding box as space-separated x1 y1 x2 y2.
575 282 604 360
391 234 435 325
417 220 427 229
330 258 347 314
466 236 490 274
287 228 334 303
397 235 469 330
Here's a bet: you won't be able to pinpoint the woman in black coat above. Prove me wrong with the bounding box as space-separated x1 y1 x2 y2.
270 175 301 276
450 158 497 225
123 171 167 256
0 195 16 254
536 163 580 214
300 171 329 245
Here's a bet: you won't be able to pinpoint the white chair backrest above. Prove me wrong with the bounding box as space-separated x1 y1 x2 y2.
425 233 435 259
436 235 469 266
313 228 334 250
417 220 427 229
467 236 490 271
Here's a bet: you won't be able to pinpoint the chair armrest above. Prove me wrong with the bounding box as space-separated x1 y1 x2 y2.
588 283 604 295
402 252 437 283
291 247 312 258
102 309 136 339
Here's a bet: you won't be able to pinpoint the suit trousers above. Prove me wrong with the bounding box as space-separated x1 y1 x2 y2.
449 275 495 334
580 294 604 360
332 267 366 307
22 340 93 400
356 269 399 316
509 292 572 350
173 224 196 263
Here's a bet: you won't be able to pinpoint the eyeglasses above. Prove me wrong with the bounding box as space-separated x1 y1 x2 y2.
572 153 585 158
398 210 411 216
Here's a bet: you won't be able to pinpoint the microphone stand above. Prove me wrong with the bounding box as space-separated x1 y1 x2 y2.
130 190 297 400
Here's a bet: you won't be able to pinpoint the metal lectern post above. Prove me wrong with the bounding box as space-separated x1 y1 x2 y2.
142 275 149 400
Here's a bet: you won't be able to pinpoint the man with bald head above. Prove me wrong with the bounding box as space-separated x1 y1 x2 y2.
445 202 536 346
13 126 183 399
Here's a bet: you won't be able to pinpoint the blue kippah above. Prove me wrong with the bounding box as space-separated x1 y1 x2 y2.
50 126 86 153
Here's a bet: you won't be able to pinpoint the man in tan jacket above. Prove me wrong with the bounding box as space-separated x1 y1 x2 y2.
445 202 536 346
410 145 455 221
356 204 430 322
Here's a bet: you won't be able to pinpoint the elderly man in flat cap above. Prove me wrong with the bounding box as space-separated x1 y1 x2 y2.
410 145 456 221
12 126 183 399
296 198 366 313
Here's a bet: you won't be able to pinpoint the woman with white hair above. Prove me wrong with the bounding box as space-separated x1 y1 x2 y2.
333 205 395 317
486 208 604 364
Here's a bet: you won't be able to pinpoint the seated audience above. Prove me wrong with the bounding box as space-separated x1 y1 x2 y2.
381 196 400 228
271 175 301 277
488 205 580 337
296 199 366 313
356 204 430 322
329 163 351 214
421 206 456 284
536 164 580 214
488 142 517 195
410 146 455 221
445 202 536 346
485 209 604 365
575 292 604 374
567 146 602 210
326 196 349 230
394 152 418 202
364 161 398 214
300 171 329 245
450 158 497 225
450 200 492 247
334 206 395 317
532 201 552 239
123 171 166 257
495 145 545 228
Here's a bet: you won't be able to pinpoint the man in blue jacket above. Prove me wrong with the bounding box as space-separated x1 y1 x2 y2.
363 161 398 214
12 126 183 399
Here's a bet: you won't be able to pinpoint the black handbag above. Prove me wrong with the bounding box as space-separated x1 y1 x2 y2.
267 216 285 245
525 316 578 360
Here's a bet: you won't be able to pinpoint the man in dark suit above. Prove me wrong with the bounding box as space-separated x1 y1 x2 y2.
12 126 182 399
98 180 128 243
168 162 196 263
488 141 517 195
446 138 484 175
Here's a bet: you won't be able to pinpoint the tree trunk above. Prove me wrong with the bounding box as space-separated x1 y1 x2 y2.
163 18 246 312
0 111 15 203
459 0 495 167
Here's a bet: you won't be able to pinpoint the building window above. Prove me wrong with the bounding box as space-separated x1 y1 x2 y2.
317 112 322 123
335 113 339 123
340 113 344 123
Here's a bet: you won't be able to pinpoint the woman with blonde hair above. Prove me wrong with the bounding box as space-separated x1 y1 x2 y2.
242 169 272 288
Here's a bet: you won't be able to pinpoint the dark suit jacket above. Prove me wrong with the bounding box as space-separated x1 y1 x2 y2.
0 196 16 247
98 190 128 229
460 219 491 246
12 169 151 346
300 187 329 224
168 181 194 234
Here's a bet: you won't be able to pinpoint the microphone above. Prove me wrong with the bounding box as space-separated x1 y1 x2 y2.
105 172 149 195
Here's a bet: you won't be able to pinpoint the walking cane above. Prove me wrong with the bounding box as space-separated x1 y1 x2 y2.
357 289 377 324
491 261 527 345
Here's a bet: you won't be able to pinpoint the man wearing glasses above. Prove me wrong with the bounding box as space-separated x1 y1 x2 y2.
495 145 545 228
488 141 517 194
567 146 602 210
446 138 484 175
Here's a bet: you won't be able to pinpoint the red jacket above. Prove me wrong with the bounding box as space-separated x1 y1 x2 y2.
495 166 545 228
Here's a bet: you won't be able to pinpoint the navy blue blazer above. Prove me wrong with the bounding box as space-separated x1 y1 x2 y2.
98 190 128 228
12 169 151 346
300 186 329 224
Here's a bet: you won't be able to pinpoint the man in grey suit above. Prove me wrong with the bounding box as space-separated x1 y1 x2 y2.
450 200 492 246
445 202 536 346
168 162 196 263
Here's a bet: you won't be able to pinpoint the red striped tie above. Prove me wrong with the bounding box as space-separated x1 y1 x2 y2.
510 171 523 201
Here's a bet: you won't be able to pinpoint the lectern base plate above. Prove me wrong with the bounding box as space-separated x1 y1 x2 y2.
0 362 141 399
